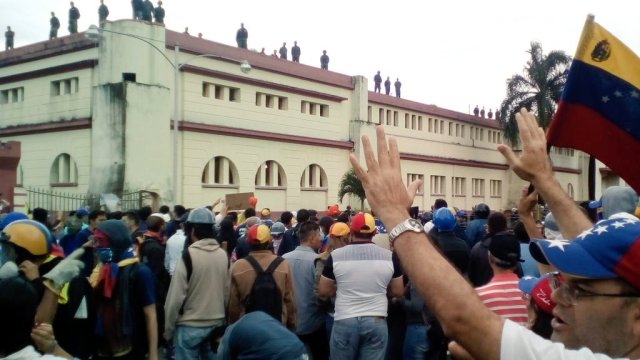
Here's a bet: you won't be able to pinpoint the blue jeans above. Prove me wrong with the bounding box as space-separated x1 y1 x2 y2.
174 325 216 360
330 316 387 360
403 323 429 360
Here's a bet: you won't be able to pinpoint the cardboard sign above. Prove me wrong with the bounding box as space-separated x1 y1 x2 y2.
225 192 255 211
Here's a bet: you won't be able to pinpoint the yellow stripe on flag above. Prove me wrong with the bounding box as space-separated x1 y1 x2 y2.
574 18 640 90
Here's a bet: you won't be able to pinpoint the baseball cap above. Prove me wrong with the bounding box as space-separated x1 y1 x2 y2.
76 208 89 217
589 186 638 219
531 216 640 290
518 275 556 315
350 212 376 234
261 208 271 217
248 224 271 245
187 207 214 224
270 222 286 235
489 233 522 266
327 204 340 217
329 222 350 237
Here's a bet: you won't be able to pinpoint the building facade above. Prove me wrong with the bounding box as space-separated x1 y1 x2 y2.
0 20 589 213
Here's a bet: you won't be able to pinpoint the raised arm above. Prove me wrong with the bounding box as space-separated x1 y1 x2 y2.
349 126 503 360
497 109 592 239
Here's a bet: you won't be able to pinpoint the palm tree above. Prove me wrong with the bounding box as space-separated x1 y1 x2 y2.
337 169 366 211
498 42 571 145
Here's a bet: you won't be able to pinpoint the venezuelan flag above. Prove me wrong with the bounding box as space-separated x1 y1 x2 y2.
547 16 640 192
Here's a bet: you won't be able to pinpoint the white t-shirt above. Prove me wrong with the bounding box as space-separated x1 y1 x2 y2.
501 319 629 360
165 229 186 276
1 346 67 359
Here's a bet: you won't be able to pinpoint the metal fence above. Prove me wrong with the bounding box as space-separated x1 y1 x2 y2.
26 188 147 212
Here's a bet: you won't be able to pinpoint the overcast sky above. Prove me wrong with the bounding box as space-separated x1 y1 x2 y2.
2 0 639 115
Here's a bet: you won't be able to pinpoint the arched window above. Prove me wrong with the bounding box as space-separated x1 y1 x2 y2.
567 183 574 199
50 153 78 186
300 164 328 189
255 160 286 188
201 156 239 186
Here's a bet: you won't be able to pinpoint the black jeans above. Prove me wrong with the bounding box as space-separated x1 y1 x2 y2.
298 324 329 360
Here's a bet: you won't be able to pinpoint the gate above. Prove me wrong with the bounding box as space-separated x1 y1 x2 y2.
25 188 147 212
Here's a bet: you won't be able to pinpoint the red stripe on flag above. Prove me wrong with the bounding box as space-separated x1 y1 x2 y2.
614 237 640 291
548 102 640 192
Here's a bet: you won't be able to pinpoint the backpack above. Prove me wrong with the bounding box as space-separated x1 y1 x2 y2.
243 255 284 321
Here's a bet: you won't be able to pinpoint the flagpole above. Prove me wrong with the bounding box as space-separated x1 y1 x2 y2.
586 14 596 202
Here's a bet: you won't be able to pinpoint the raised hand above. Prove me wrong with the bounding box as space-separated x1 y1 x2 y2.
497 108 552 184
349 126 422 229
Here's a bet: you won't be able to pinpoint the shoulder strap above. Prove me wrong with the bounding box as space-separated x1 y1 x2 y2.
182 248 193 282
265 257 284 274
245 255 264 274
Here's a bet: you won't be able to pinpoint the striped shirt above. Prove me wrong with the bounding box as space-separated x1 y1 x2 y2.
476 273 528 327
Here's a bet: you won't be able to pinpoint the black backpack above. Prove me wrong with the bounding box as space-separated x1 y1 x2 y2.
243 255 284 321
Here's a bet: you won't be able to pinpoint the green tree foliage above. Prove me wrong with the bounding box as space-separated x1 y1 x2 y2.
337 168 366 210
499 42 571 145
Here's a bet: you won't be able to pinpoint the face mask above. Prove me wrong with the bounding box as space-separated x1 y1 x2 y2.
96 248 113 263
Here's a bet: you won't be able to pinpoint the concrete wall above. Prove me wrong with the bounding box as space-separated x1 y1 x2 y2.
1 129 91 191
181 131 350 211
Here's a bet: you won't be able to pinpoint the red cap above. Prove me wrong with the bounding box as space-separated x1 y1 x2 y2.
350 212 376 234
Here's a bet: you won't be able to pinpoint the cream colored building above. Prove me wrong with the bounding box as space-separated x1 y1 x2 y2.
0 20 589 212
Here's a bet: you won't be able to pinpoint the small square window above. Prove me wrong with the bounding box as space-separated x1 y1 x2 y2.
229 87 240 102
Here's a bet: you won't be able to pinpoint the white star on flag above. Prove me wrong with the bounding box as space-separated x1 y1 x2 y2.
577 229 592 240
631 90 640 98
545 239 571 251
624 218 639 225
601 96 610 103
614 90 623 97
611 221 626 229
593 225 608 235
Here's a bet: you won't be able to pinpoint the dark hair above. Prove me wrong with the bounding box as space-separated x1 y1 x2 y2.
146 215 165 232
250 242 271 251
174 205 187 217
296 209 310 223
281 211 294 226
513 221 530 243
191 223 217 240
108 211 123 220
159 205 170 214
434 199 448 210
138 206 152 221
218 219 236 253
227 212 238 223
0 276 38 356
244 208 256 218
299 221 320 243
531 306 553 339
317 216 334 235
89 210 106 222
336 212 350 224
123 211 140 225
487 212 508 235
32 208 48 226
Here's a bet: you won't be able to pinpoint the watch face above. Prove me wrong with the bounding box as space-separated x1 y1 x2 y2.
407 218 423 231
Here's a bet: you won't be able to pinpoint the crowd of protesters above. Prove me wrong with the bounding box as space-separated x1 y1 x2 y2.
1 109 640 359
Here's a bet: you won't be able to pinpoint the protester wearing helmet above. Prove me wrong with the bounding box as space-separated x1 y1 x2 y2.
465 203 490 248
1 219 89 357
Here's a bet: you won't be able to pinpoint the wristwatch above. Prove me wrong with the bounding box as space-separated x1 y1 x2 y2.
388 218 424 244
